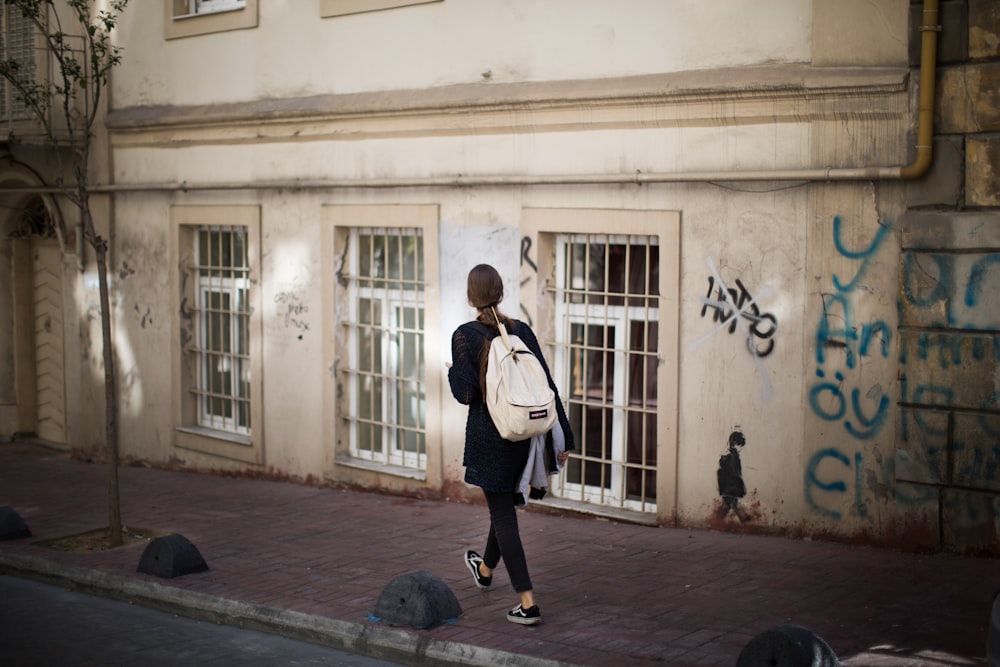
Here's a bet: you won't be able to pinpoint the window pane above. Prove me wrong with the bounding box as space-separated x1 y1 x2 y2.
194 226 250 434
556 233 660 512
344 227 425 469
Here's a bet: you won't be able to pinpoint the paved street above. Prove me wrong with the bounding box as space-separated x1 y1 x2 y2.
1 442 998 666
0 575 406 667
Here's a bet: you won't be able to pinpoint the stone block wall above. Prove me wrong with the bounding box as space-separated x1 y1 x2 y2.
900 0 1000 552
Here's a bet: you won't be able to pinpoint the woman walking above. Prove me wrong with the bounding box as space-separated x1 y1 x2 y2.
447 264 574 625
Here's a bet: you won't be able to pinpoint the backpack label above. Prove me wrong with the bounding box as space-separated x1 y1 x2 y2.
529 409 548 420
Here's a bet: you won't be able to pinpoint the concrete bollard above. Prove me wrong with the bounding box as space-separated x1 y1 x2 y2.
136 533 208 579
0 506 31 540
737 624 840 667
373 571 462 629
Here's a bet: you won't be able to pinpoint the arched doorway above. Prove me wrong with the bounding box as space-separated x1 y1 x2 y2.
1 196 67 445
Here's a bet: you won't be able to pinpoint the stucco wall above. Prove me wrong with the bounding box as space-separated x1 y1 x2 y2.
10 0 992 551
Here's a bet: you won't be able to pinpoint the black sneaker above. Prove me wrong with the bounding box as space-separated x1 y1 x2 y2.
507 604 541 625
464 550 492 589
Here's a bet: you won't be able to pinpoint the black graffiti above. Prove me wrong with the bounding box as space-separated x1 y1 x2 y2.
717 430 751 522
700 276 777 357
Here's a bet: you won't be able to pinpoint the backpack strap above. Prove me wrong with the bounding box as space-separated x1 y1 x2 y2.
468 321 495 340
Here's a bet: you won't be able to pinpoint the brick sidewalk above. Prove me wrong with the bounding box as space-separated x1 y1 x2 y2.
1 442 996 666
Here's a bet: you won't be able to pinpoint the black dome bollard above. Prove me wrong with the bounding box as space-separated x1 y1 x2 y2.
373 571 462 629
136 533 208 579
0 506 31 540
737 624 840 667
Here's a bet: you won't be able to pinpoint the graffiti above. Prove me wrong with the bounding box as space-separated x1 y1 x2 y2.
808 216 891 443
805 446 895 520
805 216 895 523
520 235 538 273
716 430 751 522
518 235 535 326
700 276 777 357
118 261 137 280
809 371 890 440
902 252 1000 329
133 304 153 329
815 293 891 369
899 332 1000 369
691 257 776 401
831 214 891 292
967 255 1000 308
274 291 309 333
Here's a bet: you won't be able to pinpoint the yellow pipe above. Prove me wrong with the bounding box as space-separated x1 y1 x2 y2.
900 0 940 180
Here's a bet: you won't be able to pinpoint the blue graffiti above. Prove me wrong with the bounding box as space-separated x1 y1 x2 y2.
966 255 1000 308
899 332 1000 369
846 390 889 440
810 370 889 439
805 448 851 520
809 372 846 422
805 448 886 520
902 251 1000 329
831 215 891 292
902 253 953 326
815 293 891 369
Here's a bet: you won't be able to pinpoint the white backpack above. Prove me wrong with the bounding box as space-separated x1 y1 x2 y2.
480 317 558 442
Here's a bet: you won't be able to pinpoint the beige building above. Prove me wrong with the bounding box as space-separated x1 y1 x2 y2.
1 0 998 553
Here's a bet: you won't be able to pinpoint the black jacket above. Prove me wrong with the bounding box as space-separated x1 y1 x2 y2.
448 319 574 493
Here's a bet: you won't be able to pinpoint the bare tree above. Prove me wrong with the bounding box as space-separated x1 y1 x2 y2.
0 0 128 545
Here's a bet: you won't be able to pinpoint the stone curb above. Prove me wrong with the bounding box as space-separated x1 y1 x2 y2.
0 550 575 667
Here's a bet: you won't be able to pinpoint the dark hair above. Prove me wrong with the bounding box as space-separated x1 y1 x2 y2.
467 264 515 394
467 264 503 310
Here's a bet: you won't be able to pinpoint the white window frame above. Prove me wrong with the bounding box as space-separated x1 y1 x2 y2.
171 205 263 465
165 0 257 40
521 208 680 522
177 0 245 18
320 0 442 19
194 226 251 436
322 204 441 483
346 229 427 470
554 234 660 513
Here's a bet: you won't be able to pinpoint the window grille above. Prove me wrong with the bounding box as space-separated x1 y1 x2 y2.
175 0 246 18
191 226 251 435
341 227 426 471
553 234 660 513
0 7 36 122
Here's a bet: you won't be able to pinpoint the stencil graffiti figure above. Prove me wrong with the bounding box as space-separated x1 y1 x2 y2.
717 431 751 522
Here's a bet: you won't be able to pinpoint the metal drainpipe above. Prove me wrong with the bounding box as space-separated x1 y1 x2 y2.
0 0 941 193
900 0 940 180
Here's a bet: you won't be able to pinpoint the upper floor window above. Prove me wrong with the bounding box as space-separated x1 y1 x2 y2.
320 0 442 19
165 0 257 40
176 0 246 18
0 5 38 123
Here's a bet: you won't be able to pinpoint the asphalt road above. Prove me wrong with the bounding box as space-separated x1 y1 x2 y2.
0 575 408 667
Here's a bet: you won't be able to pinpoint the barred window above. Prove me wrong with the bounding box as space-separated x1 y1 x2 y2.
165 0 257 39
0 6 37 122
192 226 251 435
554 234 660 513
174 0 246 18
342 227 426 471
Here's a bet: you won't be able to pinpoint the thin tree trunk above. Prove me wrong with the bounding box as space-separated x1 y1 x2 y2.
94 232 122 547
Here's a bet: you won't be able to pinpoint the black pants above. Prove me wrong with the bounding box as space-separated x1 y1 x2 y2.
481 489 533 593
